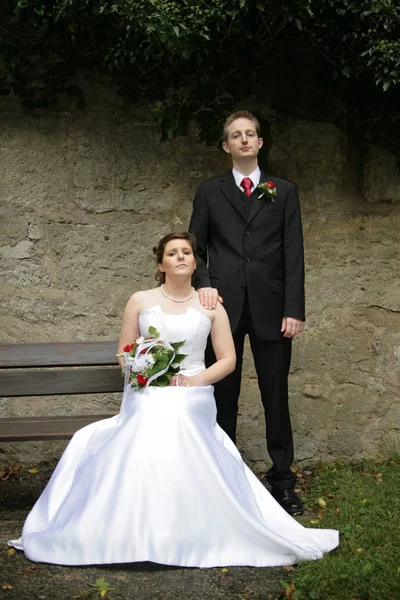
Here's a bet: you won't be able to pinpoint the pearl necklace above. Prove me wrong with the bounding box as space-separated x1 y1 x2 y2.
160 284 195 303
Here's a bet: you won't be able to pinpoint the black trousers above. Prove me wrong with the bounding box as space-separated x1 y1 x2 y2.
206 294 296 490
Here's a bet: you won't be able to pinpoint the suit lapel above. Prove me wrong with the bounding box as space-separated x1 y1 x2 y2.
247 170 267 224
220 173 247 222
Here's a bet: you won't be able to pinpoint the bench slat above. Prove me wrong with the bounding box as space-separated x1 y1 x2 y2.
0 368 124 397
0 342 119 368
0 415 114 441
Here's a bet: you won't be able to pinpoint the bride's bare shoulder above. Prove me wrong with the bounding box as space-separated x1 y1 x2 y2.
125 288 161 311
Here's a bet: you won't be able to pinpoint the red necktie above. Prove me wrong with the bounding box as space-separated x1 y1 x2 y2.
241 177 253 197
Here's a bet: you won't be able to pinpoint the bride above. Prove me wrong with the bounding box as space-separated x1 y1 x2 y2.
9 232 339 567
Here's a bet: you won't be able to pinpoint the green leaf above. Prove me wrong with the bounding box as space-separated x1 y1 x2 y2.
154 374 169 386
171 340 185 351
173 353 187 364
89 576 114 594
148 326 159 337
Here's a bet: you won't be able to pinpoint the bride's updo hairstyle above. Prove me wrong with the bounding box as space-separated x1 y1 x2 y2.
153 231 197 285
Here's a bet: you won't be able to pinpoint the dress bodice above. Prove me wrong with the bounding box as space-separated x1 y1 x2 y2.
138 305 211 376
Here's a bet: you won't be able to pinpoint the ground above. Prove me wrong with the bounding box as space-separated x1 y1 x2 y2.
0 464 286 600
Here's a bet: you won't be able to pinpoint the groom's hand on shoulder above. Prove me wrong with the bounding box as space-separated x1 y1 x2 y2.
281 317 304 338
198 287 223 310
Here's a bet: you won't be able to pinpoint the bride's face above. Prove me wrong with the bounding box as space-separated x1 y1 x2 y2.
159 239 196 280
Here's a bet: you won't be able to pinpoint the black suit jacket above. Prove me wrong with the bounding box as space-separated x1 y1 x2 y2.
189 170 305 340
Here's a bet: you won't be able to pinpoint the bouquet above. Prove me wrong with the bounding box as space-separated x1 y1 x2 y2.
117 326 186 391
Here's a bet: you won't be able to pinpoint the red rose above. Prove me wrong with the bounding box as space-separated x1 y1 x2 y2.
136 374 149 386
266 181 275 188
140 348 147 354
123 343 133 352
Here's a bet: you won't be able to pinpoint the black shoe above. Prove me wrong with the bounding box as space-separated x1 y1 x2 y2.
271 488 304 515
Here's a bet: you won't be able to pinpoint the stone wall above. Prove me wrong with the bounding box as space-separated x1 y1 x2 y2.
0 96 399 470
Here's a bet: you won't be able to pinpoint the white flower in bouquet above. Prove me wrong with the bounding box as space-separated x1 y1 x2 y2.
146 353 155 366
129 354 148 373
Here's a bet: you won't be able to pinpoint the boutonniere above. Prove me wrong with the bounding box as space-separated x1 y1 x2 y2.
257 180 277 202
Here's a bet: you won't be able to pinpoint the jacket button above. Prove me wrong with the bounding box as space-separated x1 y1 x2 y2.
245 257 251 263
245 230 250 236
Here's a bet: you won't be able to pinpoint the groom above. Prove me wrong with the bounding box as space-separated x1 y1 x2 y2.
189 110 305 514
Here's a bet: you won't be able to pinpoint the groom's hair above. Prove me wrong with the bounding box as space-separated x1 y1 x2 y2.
153 231 197 284
222 111 261 141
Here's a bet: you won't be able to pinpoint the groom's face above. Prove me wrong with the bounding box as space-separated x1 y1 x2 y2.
222 118 263 160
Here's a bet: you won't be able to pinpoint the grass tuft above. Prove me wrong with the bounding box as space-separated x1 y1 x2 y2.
289 457 400 600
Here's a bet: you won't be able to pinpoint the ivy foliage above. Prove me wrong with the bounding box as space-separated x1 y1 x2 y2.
0 0 399 144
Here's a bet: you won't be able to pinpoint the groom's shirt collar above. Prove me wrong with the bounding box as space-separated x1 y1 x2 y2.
232 166 261 194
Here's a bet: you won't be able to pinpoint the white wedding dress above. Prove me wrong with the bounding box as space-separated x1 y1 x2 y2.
9 306 339 567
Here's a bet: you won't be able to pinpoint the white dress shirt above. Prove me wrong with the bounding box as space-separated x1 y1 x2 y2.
232 166 261 194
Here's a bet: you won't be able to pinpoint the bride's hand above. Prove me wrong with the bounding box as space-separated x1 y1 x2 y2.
168 374 196 387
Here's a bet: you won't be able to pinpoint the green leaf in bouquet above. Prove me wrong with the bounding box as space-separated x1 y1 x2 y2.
155 357 169 370
171 340 185 351
174 353 187 364
148 326 160 338
154 374 169 387
169 366 180 374
147 363 164 376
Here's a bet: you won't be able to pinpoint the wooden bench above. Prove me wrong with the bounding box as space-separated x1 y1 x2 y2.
0 342 123 442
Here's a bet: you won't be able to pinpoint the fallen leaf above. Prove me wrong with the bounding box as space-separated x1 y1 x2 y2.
283 565 295 571
284 582 296 599
7 548 15 556
28 468 38 474
356 548 364 553
317 497 327 509
0 464 21 479
2 584 13 590
221 568 229 572
362 498 369 504
310 519 319 525
89 577 114 597
336 508 341 515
